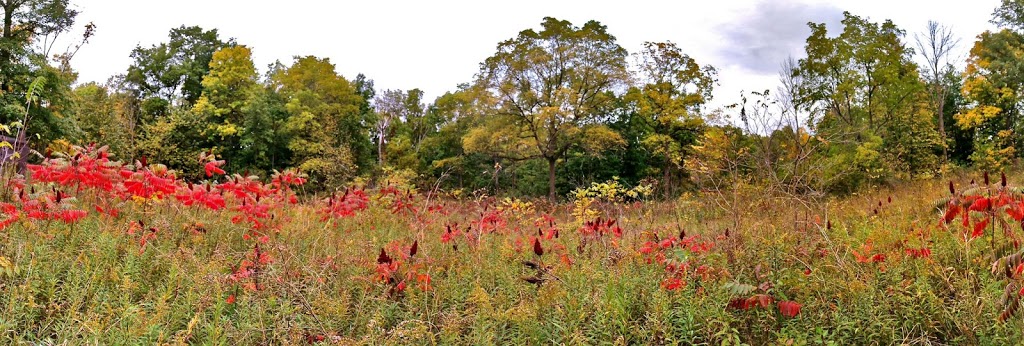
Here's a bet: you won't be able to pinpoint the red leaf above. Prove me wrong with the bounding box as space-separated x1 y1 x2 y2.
747 294 774 308
968 197 990 212
778 300 802 318
972 217 990 240
205 160 226 177
1008 203 1024 222
943 203 960 224
409 240 418 258
728 298 752 310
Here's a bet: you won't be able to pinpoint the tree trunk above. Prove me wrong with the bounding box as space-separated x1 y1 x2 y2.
547 157 557 202
377 136 385 166
1 1 14 93
937 84 947 164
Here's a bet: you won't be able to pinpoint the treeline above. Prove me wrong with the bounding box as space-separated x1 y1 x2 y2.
2 1 1024 199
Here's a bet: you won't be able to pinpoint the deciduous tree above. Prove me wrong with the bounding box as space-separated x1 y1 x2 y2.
470 17 629 200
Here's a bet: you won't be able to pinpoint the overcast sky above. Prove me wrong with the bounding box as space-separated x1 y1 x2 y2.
64 0 998 109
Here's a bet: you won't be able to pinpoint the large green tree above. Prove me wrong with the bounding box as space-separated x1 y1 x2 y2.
621 41 716 196
193 45 259 169
125 25 233 114
272 56 369 188
468 17 629 200
0 0 80 145
71 82 130 155
795 12 940 189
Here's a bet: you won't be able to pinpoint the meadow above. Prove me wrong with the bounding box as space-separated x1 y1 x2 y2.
1 144 1023 345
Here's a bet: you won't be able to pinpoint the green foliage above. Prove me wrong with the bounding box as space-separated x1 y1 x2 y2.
795 12 942 191
125 25 234 108
273 56 369 189
5 8 1020 200
470 17 629 199
192 45 260 171
136 109 208 179
71 83 131 155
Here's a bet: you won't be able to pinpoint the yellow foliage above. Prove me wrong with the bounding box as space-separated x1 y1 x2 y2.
498 197 534 215
215 123 238 137
954 105 1001 130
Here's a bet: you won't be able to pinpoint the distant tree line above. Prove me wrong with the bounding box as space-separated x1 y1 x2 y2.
4 1 1024 200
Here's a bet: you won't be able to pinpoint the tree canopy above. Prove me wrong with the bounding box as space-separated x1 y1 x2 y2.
0 7 1019 199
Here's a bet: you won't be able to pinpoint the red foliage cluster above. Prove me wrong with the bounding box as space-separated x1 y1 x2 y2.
728 295 802 318
12 146 325 307
639 231 717 292
230 243 273 291
378 184 418 215
941 179 1024 242
728 294 774 311
175 183 226 210
0 203 19 230
472 207 506 235
580 217 623 238
27 144 122 192
320 188 369 221
853 241 886 264
904 247 931 259
375 242 431 297
440 223 463 250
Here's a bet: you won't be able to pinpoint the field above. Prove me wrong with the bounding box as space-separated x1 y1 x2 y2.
2 146 1024 345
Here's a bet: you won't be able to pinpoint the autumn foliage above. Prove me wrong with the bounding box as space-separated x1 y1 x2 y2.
2 144 1024 343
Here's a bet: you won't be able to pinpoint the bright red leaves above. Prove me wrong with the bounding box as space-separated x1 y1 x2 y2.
778 300 802 318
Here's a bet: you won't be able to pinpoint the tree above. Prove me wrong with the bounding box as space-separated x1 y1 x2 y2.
192 45 258 168
796 12 940 189
0 0 81 146
416 85 495 191
993 0 1024 31
236 82 290 175
72 83 130 155
373 89 404 166
958 29 1024 170
915 20 960 162
954 0 1024 170
273 56 368 189
623 41 717 196
470 17 629 200
374 88 437 170
351 73 377 172
0 0 77 96
125 25 233 113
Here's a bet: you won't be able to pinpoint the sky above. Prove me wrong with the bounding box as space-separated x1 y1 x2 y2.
63 0 999 110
